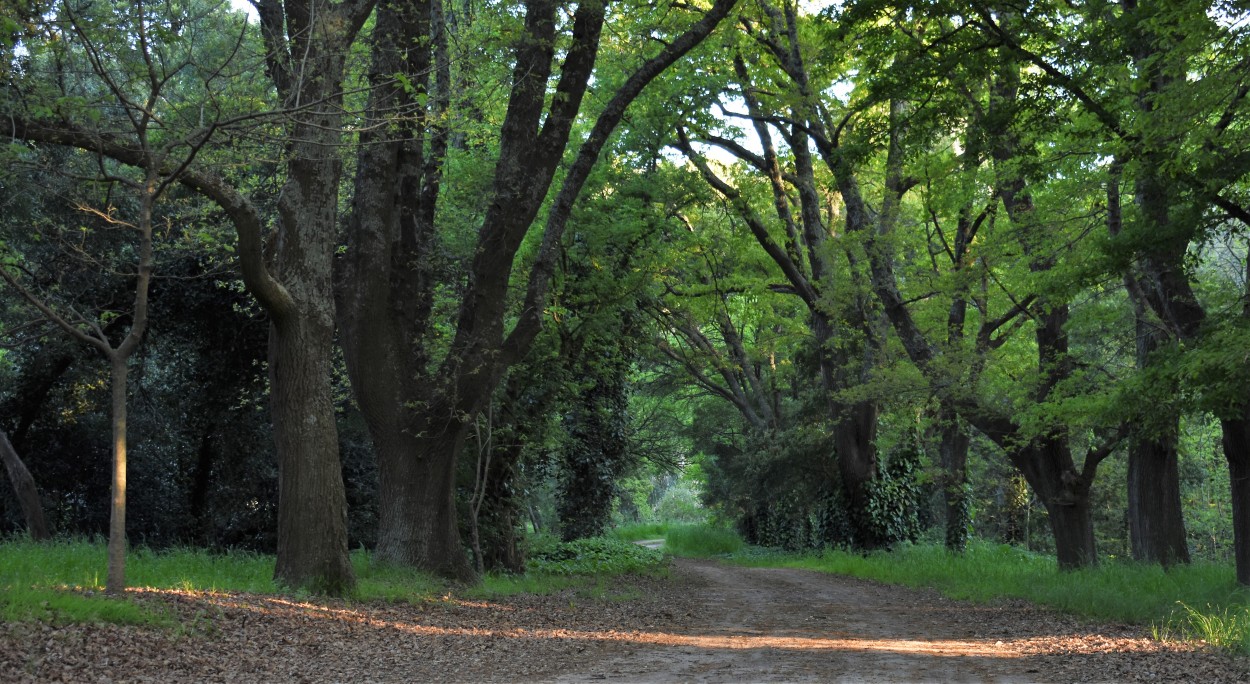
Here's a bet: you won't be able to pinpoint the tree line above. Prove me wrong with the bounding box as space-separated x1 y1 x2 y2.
1 0 1248 594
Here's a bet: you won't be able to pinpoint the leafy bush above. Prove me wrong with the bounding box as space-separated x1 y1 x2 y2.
526 536 664 576
654 483 707 523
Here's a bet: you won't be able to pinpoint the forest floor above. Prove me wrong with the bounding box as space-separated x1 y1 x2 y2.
2 556 1247 683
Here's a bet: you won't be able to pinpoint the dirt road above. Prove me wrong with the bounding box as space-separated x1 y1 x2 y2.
2 557 1245 682
551 552 1248 682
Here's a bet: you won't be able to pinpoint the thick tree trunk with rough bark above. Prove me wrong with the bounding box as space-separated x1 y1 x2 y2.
269 314 355 593
1011 437 1097 570
373 421 475 582
0 428 49 540
252 0 373 594
1127 431 1189 566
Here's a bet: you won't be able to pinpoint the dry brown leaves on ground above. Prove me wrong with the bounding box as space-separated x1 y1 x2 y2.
1 559 1246 683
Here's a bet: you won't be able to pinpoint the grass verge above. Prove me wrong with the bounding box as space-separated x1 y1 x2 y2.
664 524 744 557
610 522 669 542
1 533 669 624
0 537 276 625
729 540 1250 655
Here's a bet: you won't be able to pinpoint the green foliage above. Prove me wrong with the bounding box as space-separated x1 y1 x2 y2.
653 483 708 524
1156 602 1250 655
525 535 664 576
610 522 669 542
664 525 744 557
864 447 924 546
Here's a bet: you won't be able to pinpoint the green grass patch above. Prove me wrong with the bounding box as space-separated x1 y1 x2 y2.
731 540 1250 654
0 537 277 625
1 532 670 625
664 524 744 557
351 549 443 603
610 522 669 542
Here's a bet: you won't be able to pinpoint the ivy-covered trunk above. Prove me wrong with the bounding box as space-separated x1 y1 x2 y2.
558 371 632 542
937 407 971 552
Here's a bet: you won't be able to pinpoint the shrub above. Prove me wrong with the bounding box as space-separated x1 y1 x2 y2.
526 536 664 575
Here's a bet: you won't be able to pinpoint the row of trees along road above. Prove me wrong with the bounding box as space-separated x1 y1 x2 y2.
2 0 1249 592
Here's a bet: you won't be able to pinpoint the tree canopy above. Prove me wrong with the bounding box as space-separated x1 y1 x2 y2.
2 0 1249 592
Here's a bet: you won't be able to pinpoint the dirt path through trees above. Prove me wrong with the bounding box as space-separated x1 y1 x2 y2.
555 558 1036 682
2 557 1246 682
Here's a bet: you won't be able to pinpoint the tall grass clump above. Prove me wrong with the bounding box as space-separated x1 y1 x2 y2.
664 525 744 557
1156 602 1250 655
351 549 443 602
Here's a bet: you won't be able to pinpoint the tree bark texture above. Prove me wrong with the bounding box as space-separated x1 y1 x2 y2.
1222 414 1250 585
373 423 474 581
1127 431 1190 566
938 408 971 552
1009 437 1097 570
0 428 50 540
1126 315 1189 566
268 125 357 591
269 315 355 593
254 0 373 594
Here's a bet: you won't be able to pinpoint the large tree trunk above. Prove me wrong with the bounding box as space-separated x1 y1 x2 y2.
834 398 881 548
269 315 355 594
1011 437 1097 570
1221 414 1250 585
373 421 474 582
1127 427 1190 566
0 428 50 540
1045 493 1098 571
250 0 373 595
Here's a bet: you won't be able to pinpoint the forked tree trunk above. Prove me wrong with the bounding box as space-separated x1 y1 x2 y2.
0 428 50 540
1012 437 1097 570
